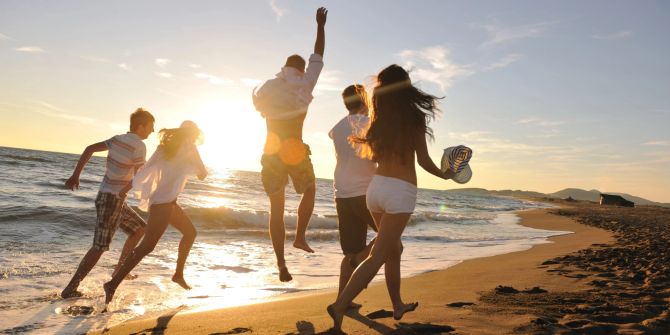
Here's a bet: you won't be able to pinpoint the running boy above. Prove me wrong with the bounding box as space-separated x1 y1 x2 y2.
61 108 154 298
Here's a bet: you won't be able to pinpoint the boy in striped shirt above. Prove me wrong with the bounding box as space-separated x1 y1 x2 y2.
61 108 155 298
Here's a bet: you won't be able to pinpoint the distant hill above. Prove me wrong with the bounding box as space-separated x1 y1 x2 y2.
445 188 545 198
446 187 670 208
548 188 670 207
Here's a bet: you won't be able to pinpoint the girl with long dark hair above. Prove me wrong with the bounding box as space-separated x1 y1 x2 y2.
327 65 455 331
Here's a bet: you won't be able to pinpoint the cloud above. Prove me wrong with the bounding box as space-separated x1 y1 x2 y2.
73 54 111 63
15 46 45 53
483 53 523 71
517 117 565 127
642 140 670 146
269 0 287 22
155 58 170 67
0 32 12 40
592 30 632 40
118 63 130 70
399 46 474 92
156 72 174 78
34 101 98 125
194 73 234 85
240 78 262 87
314 70 344 94
188 63 202 69
479 21 553 47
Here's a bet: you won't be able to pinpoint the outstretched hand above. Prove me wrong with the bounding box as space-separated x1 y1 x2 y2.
65 175 80 191
316 7 327 26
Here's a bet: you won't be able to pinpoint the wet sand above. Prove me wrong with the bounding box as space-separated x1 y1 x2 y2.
92 206 618 334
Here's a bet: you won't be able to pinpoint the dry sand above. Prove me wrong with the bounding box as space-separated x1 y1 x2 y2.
92 208 613 334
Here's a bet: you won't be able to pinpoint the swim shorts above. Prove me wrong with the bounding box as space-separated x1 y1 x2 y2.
336 195 378 254
93 192 146 251
261 143 315 195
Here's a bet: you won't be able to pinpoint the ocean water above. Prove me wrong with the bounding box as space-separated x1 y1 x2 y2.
0 146 566 334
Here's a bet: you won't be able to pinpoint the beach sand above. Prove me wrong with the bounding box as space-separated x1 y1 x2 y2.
93 207 613 334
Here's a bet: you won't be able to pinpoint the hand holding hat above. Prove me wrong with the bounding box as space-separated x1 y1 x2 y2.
441 145 473 184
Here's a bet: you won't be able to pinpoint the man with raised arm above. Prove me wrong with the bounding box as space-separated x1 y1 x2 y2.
252 7 327 282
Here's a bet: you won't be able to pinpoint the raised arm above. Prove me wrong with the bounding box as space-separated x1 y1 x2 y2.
314 7 327 56
65 141 108 190
415 132 454 180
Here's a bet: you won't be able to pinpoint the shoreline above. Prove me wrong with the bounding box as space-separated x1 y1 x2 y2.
92 207 613 334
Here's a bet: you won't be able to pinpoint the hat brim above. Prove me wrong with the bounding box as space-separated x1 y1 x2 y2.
452 164 472 184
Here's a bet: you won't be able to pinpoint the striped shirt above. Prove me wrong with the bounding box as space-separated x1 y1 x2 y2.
99 133 147 194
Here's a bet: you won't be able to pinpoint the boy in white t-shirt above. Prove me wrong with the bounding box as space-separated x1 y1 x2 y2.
328 84 377 307
61 108 155 298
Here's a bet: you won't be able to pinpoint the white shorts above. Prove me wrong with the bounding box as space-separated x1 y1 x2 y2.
366 175 418 214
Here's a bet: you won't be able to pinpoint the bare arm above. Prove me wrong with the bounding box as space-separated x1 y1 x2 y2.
193 147 208 180
415 132 454 180
314 7 327 56
65 142 107 190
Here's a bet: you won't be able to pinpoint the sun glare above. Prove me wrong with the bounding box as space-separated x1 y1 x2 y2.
192 99 265 171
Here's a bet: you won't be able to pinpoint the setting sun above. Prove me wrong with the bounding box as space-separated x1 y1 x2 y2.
192 99 265 171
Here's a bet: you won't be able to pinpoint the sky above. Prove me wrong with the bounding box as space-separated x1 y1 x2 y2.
1 0 669 202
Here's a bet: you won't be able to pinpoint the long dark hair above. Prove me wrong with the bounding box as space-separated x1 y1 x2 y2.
354 64 442 163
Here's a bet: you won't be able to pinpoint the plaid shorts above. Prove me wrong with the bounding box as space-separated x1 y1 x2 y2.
93 192 146 251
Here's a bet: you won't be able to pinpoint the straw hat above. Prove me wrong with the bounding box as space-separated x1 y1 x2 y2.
442 145 473 184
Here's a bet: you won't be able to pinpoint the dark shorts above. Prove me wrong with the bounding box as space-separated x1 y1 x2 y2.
261 143 315 195
336 195 378 255
93 192 146 251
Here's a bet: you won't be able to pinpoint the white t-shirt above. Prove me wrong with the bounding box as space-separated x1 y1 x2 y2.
131 144 200 211
329 114 376 198
253 53 324 120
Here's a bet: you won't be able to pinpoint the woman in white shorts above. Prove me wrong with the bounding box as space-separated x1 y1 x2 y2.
328 64 455 332
104 121 208 307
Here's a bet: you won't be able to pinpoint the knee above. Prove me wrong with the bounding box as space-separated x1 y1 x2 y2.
187 227 197 240
136 241 157 256
131 228 145 239
368 247 389 265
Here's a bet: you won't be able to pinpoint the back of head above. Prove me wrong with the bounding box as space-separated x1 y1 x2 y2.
284 54 306 72
341 84 368 114
158 120 202 159
130 108 155 131
361 64 441 162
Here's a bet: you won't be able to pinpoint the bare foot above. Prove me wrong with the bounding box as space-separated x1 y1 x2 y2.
348 302 362 310
293 240 314 253
393 301 419 320
171 275 192 290
103 282 115 306
60 289 83 299
279 266 293 282
327 303 345 333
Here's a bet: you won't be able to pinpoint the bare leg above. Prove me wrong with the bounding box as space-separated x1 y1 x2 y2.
328 213 411 331
104 203 174 305
61 247 104 298
268 190 292 282
293 183 315 253
169 205 196 290
385 240 416 319
112 227 145 280
338 239 375 309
